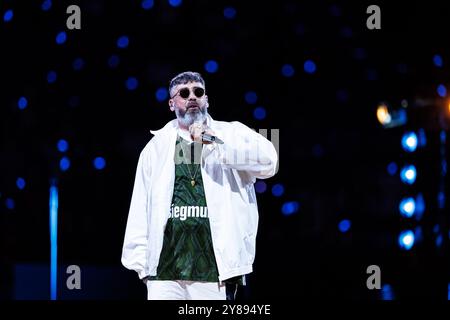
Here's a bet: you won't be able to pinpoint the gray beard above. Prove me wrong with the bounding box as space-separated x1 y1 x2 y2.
175 107 208 127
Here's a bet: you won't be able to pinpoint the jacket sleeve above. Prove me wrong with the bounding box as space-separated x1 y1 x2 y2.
212 122 278 179
121 148 151 279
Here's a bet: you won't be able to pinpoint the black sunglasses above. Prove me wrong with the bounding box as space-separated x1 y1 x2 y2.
171 87 205 99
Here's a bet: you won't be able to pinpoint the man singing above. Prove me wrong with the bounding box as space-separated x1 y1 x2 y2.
121 71 278 300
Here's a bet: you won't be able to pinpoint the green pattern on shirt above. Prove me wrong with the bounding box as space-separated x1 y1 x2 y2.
150 136 219 282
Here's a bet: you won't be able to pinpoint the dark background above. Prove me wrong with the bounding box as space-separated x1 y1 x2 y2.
1 0 450 300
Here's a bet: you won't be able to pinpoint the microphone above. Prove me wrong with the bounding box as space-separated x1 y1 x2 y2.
201 133 224 144
190 121 224 144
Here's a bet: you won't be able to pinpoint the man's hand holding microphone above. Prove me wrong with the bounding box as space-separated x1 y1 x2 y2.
189 122 224 144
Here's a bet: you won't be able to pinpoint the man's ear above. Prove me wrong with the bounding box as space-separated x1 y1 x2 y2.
169 99 175 111
205 95 209 108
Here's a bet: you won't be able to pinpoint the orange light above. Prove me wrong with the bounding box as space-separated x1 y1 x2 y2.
377 104 391 125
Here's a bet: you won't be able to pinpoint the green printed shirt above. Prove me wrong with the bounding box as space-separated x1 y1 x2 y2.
150 136 219 282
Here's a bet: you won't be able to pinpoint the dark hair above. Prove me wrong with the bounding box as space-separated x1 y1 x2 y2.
169 71 205 97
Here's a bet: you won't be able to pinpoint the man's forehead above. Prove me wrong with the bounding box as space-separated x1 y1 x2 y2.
174 81 204 89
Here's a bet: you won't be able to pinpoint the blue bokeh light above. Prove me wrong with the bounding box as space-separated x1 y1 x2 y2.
448 283 450 300
94 157 106 170
438 84 447 97
387 162 398 176
281 64 295 77
16 177 26 190
282 201 299 216
414 226 424 243
205 60 219 73
156 87 168 102
224 7 236 19
5 198 15 210
272 184 284 197
72 58 85 71
245 91 257 104
414 193 426 220
418 128 427 147
304 60 316 74
399 197 415 218
436 234 443 248
399 230 415 250
141 0 154 10
126 77 139 90
433 54 443 67
434 224 440 234
338 219 351 233
401 132 418 152
57 139 69 152
117 36 129 49
60 157 70 171
438 190 445 209
47 71 57 83
400 165 417 185
41 0 52 11
253 107 266 120
381 284 394 300
108 55 120 68
56 31 67 44
4 9 13 22
255 180 267 193
18 97 28 110
169 0 183 7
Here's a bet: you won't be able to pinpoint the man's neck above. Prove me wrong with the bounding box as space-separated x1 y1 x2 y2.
177 119 207 131
177 121 190 131
177 121 193 143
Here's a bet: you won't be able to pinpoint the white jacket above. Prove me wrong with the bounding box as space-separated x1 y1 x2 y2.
121 115 278 281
